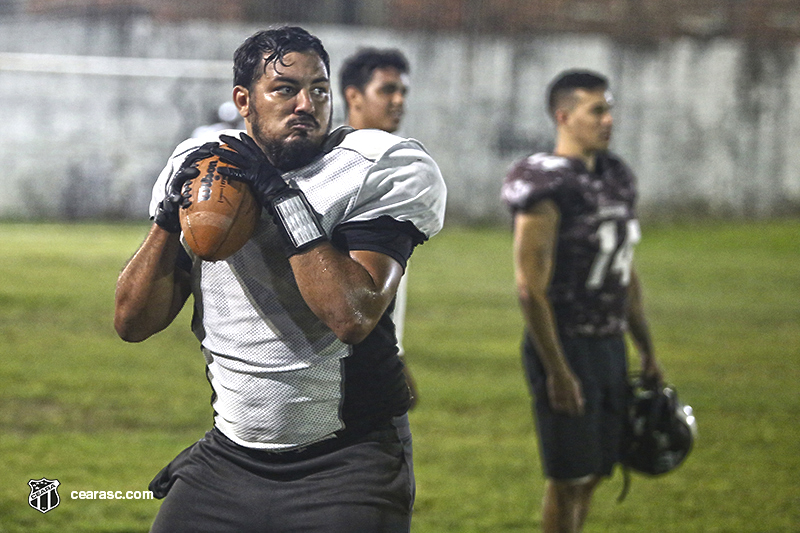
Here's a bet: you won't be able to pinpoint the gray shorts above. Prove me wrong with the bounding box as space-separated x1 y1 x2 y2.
523 335 629 480
149 416 414 533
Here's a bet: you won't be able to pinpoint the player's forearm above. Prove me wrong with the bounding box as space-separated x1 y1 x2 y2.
626 269 654 362
114 225 190 342
289 244 399 344
627 308 653 362
512 203 569 377
519 289 571 377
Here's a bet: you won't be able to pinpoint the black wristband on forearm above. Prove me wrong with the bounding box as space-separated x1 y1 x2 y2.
269 188 327 256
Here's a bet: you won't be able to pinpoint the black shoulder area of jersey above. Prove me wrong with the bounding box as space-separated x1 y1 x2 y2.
595 151 639 201
595 151 630 174
321 126 355 153
501 153 576 212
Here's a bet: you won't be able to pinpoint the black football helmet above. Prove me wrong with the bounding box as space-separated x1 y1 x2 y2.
617 378 697 502
621 378 697 476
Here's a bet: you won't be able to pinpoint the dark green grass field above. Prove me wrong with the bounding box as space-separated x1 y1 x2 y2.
1 220 798 532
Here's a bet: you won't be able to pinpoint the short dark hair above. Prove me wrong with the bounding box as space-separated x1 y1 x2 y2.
547 70 609 118
233 26 330 89
339 47 409 101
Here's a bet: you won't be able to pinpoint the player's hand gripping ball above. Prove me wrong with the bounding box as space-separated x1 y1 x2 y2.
179 146 260 261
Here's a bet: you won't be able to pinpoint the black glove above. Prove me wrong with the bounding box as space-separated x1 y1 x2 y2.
213 133 327 256
212 134 286 205
153 142 218 233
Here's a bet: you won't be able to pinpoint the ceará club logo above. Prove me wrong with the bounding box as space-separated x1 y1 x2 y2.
28 477 61 514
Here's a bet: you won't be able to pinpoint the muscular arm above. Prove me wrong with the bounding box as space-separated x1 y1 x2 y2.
626 267 663 385
513 200 584 416
114 225 192 343
289 242 404 345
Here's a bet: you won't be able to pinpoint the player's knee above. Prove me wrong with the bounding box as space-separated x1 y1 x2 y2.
548 476 599 502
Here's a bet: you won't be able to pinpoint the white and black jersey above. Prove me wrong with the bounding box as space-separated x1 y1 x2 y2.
149 127 447 451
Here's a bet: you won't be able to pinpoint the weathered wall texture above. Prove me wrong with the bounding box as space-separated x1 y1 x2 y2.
1 16 798 223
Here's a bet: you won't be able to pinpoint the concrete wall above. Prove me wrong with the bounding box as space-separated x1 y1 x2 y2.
1 15 799 223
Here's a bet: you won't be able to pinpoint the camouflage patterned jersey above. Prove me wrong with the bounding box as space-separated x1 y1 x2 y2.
502 152 640 337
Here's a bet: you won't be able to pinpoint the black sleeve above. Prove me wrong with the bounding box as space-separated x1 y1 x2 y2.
502 160 561 213
176 245 193 273
331 215 427 270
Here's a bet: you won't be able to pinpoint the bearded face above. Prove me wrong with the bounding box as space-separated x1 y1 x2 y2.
236 51 332 171
248 108 325 170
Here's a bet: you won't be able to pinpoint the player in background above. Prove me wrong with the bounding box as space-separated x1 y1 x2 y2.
340 47 409 134
339 48 418 406
501 70 663 533
190 101 245 138
115 26 446 532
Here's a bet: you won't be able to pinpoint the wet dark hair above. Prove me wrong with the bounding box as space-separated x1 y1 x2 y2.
547 70 608 118
339 47 409 101
233 26 330 89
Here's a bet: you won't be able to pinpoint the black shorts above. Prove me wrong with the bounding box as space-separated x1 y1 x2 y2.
522 335 628 480
149 416 414 533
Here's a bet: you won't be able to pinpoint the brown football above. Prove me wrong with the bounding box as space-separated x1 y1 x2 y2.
179 151 259 261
